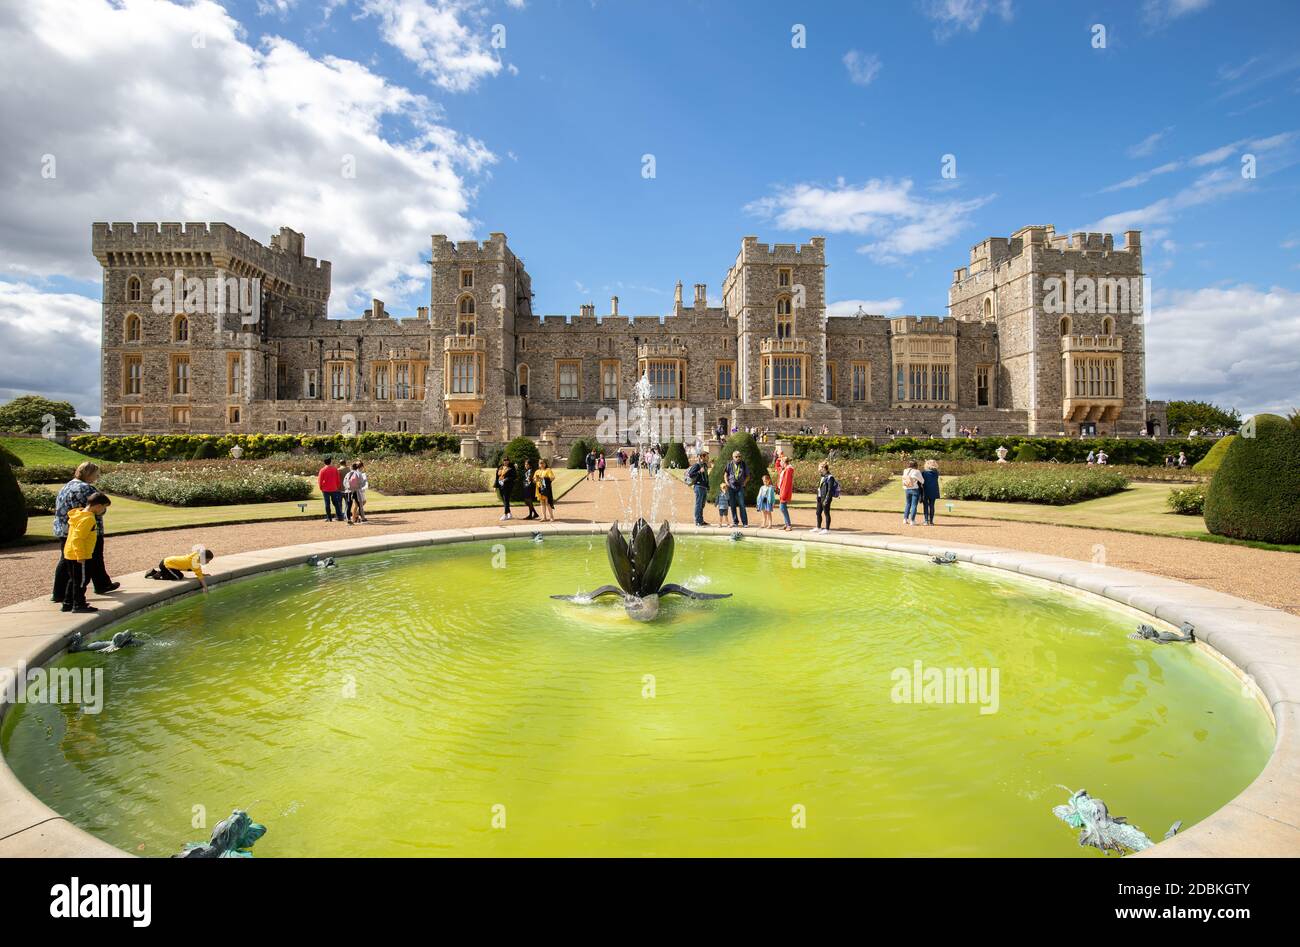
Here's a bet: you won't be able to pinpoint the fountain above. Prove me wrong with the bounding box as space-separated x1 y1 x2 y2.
551 520 730 621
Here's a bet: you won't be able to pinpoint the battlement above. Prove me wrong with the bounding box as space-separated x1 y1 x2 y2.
954 225 1142 282
890 315 957 334
516 310 733 332
737 235 826 264
430 232 512 261
92 221 331 291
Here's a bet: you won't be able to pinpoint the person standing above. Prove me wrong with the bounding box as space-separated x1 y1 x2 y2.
920 459 940 526
497 460 517 520
814 461 837 534
535 458 556 521
724 450 749 527
901 460 923 526
597 452 606 481
777 457 795 531
686 451 709 526
61 493 112 613
757 474 776 528
347 462 369 523
318 457 343 522
52 461 118 601
522 459 539 520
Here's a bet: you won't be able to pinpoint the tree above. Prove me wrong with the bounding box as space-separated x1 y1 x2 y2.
0 395 90 434
1166 400 1240 436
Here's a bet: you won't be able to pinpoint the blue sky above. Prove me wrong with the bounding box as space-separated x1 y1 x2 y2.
1 0 1298 425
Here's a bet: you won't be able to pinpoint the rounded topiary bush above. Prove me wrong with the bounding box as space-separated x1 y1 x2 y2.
566 438 594 469
664 441 688 469
0 443 23 468
1192 434 1236 476
707 432 768 504
191 437 222 461
1204 414 1300 545
503 437 541 499
1012 442 1043 463
0 452 29 543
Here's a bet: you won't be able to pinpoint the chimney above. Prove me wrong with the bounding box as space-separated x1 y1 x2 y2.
694 283 707 307
674 281 683 307
417 306 428 320
371 298 386 319
580 303 595 318
1123 230 1141 250
610 295 619 317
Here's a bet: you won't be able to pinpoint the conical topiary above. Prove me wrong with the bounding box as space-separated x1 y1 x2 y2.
1204 414 1300 545
707 432 768 504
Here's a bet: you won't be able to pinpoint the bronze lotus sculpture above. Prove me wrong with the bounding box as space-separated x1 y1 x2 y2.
552 520 730 621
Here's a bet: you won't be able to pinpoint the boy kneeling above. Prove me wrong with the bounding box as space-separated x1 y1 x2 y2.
145 548 215 593
61 493 111 613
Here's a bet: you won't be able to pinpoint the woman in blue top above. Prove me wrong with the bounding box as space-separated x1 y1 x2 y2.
920 459 941 526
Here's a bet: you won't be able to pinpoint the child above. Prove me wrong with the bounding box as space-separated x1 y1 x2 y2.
145 547 215 593
716 485 730 527
61 492 111 612
756 474 775 528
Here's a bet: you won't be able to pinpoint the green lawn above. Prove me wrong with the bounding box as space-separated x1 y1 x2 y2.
2 435 95 466
21 468 587 538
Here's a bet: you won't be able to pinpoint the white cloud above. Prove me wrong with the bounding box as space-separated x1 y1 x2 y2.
1147 284 1300 415
1142 0 1212 29
0 0 492 303
0 281 101 423
745 178 994 263
920 0 1013 40
1102 131 1296 192
827 298 905 316
842 50 882 87
1101 161 1183 193
1127 127 1172 159
1090 168 1249 235
360 0 505 92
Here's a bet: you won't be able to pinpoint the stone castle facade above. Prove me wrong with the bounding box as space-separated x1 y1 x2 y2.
94 221 1164 447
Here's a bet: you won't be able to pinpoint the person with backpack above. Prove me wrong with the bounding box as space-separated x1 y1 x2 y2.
346 462 369 523
901 459 923 526
920 459 940 526
686 451 710 526
724 450 749 527
815 461 838 534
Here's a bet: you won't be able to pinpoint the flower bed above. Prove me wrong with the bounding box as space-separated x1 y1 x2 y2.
363 454 488 495
1167 484 1207 516
790 459 892 495
21 484 55 515
97 462 312 506
942 468 1130 505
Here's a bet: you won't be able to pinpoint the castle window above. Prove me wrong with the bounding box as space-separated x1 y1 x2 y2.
1059 316 1071 337
126 276 142 303
123 354 142 395
460 268 474 289
517 363 529 398
556 359 581 400
976 366 990 407
227 353 242 397
450 353 478 395
329 363 352 400
458 295 476 336
173 315 189 343
171 355 190 395
777 267 792 288
717 361 735 401
277 363 287 399
125 313 142 343
983 296 992 319
520 336 527 352
825 362 837 402
1102 316 1114 336
122 406 142 425
172 406 190 426
304 369 319 399
643 359 681 401
374 365 389 400
394 363 412 400
227 406 241 424
767 356 802 398
851 362 871 402
776 296 794 339
600 360 620 400
896 366 906 401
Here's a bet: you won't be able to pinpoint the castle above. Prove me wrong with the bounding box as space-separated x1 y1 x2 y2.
93 222 1166 448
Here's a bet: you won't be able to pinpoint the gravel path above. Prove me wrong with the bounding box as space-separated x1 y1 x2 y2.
4 466 1296 614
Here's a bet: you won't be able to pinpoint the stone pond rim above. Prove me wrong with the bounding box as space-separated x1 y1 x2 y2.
0 524 1296 857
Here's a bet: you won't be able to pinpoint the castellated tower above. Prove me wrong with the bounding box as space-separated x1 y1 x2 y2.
723 236 837 429
428 232 532 440
93 222 330 434
948 225 1145 435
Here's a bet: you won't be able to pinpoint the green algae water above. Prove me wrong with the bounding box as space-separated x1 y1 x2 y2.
1 537 1272 857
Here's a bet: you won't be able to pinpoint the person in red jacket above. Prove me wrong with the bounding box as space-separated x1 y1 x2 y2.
318 456 344 522
777 459 795 531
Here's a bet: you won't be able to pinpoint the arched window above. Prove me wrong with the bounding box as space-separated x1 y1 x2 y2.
1101 316 1114 336
983 296 993 319
517 363 529 398
125 313 142 342
1059 316 1071 337
457 295 476 336
126 276 142 303
776 296 794 339
173 314 190 342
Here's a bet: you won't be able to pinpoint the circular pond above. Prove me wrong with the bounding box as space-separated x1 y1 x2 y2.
1 536 1272 856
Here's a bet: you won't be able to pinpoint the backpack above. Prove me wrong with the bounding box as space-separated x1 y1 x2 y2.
829 476 841 499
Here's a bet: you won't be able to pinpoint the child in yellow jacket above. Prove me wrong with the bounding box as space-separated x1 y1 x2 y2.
145 548 215 593
61 493 111 613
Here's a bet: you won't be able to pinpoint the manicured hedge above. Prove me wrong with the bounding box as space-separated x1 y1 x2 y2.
0 452 29 542
97 463 312 506
943 468 1129 505
567 438 596 469
1192 435 1236 475
1166 484 1206 516
789 434 1214 466
1204 415 1300 544
22 484 55 515
664 441 688 469
13 463 84 484
71 432 461 463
